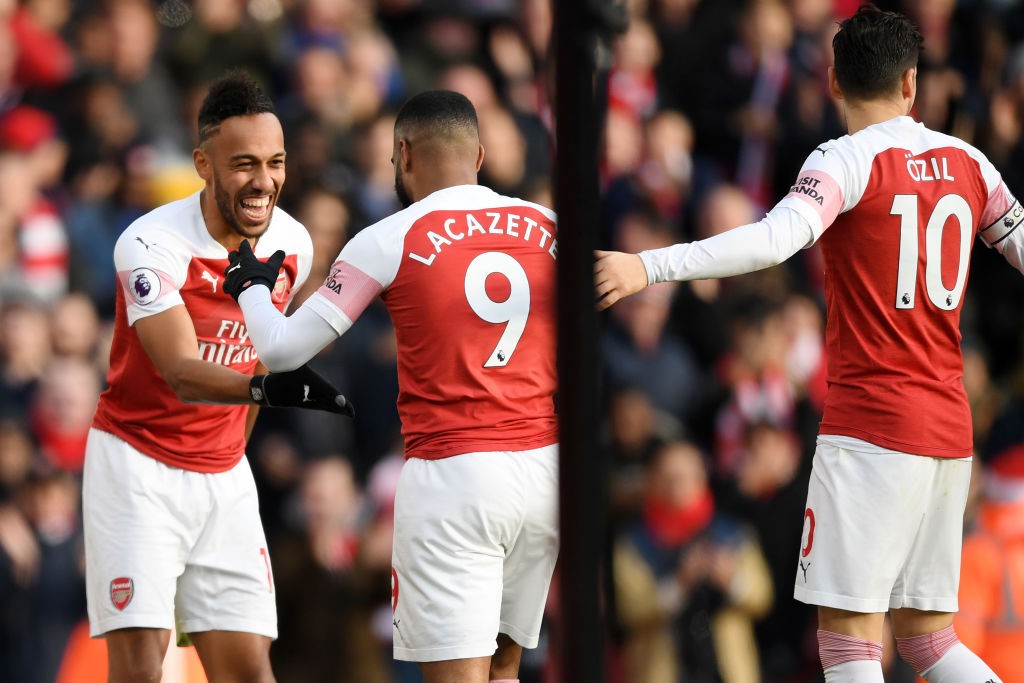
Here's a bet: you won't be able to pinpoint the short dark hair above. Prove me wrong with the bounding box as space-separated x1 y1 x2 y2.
833 4 923 101
197 71 275 144
394 90 478 140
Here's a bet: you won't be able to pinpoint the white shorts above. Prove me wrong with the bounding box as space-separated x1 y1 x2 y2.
793 437 972 613
391 443 559 662
84 428 277 640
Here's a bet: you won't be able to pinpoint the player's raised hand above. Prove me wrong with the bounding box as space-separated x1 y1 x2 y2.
594 250 649 311
223 239 285 302
249 364 355 417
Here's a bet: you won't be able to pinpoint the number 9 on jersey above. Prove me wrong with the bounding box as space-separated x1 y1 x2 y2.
464 251 531 368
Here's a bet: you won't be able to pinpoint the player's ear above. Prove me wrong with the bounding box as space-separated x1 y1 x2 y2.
827 66 843 101
475 143 485 173
398 138 413 172
194 147 211 181
902 67 917 111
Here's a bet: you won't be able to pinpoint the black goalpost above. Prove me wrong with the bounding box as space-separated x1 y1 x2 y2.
553 1 625 679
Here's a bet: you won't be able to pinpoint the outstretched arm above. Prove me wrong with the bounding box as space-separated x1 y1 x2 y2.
236 289 343 372
595 204 816 310
988 223 1024 275
225 239 351 372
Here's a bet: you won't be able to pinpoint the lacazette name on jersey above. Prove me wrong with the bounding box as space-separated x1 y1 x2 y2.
406 209 558 267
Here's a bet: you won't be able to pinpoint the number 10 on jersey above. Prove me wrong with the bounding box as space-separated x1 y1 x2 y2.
465 251 531 367
891 193 972 311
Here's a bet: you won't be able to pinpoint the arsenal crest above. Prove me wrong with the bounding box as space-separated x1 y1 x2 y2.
271 272 289 303
110 577 134 611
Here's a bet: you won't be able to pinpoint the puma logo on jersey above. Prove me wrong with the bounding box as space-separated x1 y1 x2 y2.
201 271 219 293
799 560 811 582
815 146 829 156
135 236 151 251
302 385 311 402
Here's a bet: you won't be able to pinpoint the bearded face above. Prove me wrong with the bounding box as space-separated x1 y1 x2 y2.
199 113 286 239
394 161 413 209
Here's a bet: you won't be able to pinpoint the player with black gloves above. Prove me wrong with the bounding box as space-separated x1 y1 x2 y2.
84 71 350 683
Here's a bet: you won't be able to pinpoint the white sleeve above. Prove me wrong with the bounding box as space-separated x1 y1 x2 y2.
976 178 1024 276
114 228 186 325
991 219 1024 275
237 287 345 372
638 205 816 284
237 219 399 371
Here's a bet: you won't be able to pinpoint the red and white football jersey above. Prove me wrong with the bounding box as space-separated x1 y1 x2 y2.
302 184 559 460
92 192 313 472
778 116 1022 457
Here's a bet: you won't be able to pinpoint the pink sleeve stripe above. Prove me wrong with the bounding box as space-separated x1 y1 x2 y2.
317 260 384 321
785 170 844 227
979 184 1019 232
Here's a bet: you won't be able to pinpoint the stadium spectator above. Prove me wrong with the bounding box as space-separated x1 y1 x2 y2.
349 112 403 226
288 184 352 306
270 455 392 683
606 385 682 529
0 301 53 419
607 16 660 122
227 89 559 683
105 0 189 156
603 107 696 235
601 210 705 423
49 292 102 361
478 103 529 196
711 294 796 477
5 0 74 91
0 419 35 501
18 470 86 683
0 141 69 305
596 5 1011 681
713 420 817 681
29 356 100 473
953 443 1024 683
166 0 277 95
0 103 68 193
0 493 42 682
611 439 773 683
961 339 1004 449
694 0 794 209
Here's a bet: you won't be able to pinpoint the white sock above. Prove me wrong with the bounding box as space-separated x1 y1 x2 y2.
823 659 885 682
920 643 1001 683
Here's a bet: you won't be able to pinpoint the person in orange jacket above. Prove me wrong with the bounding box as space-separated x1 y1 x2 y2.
952 441 1024 683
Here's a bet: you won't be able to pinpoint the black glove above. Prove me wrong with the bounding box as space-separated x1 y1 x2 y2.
224 239 286 302
249 364 355 417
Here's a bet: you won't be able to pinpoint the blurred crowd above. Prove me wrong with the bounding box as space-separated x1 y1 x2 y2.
3 0 1024 681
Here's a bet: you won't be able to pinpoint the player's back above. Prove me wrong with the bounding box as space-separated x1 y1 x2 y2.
810 117 1010 457
339 185 558 460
